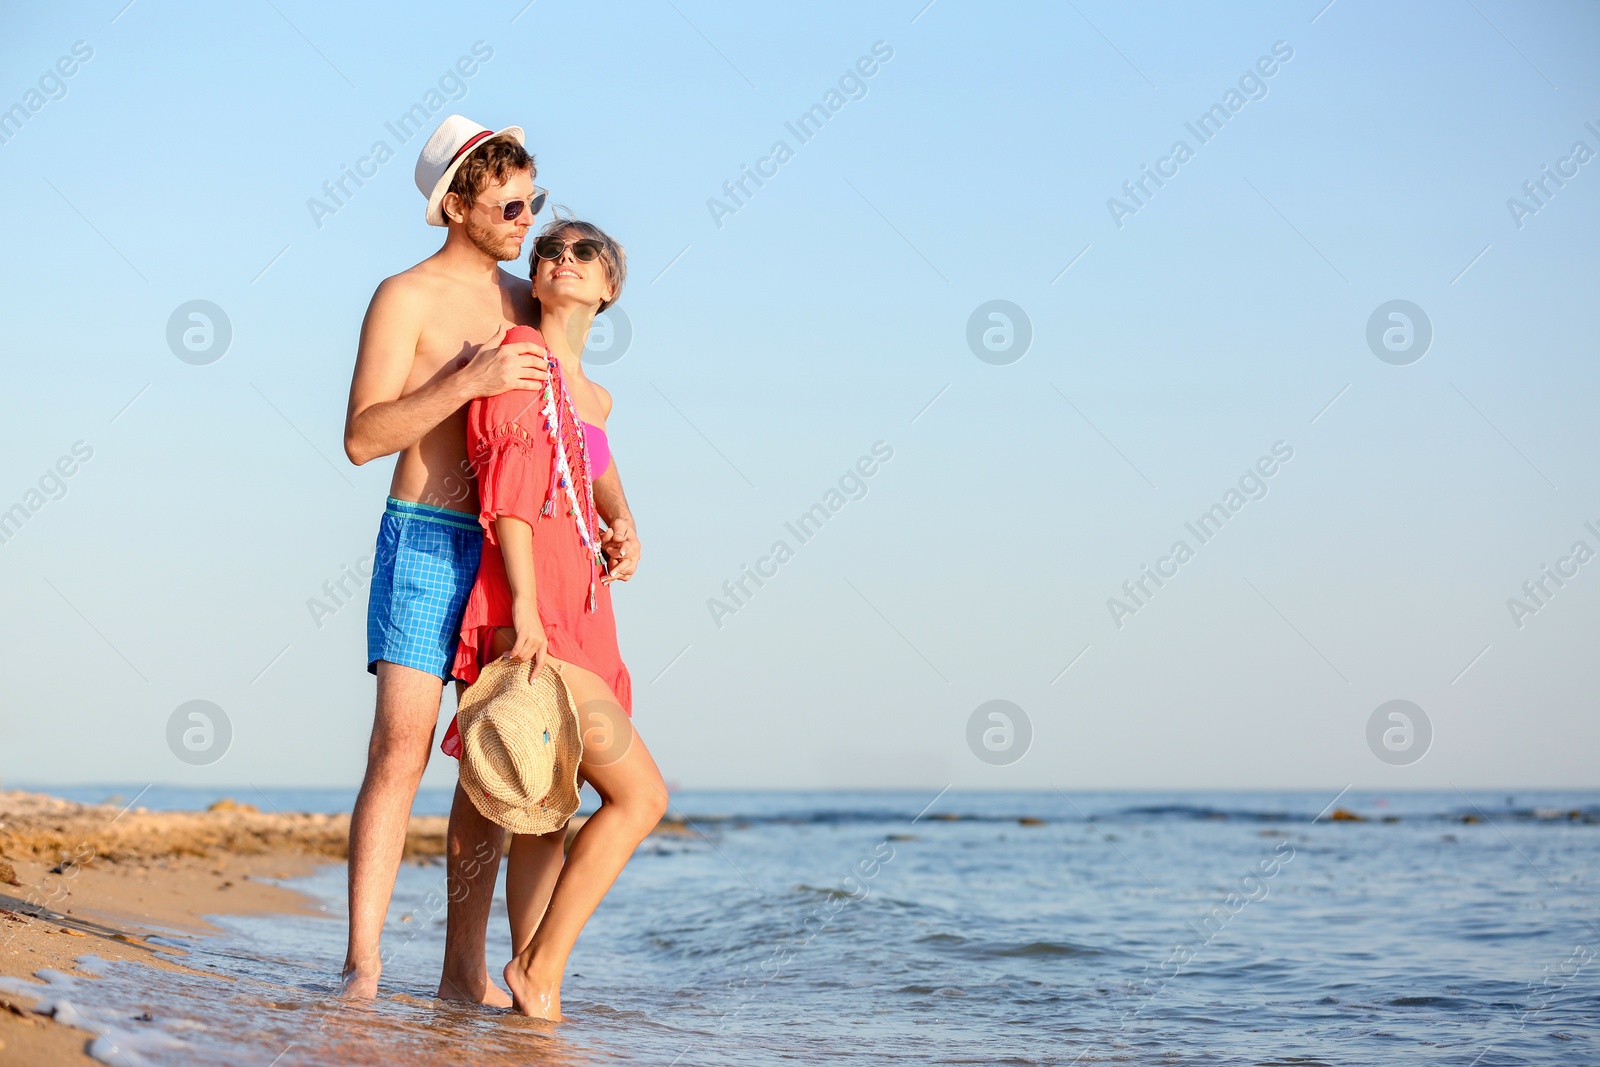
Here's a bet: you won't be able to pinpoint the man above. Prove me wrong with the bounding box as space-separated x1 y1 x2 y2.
340 114 640 1002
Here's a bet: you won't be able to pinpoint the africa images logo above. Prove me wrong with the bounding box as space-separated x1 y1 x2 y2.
1106 41 1294 229
305 42 495 229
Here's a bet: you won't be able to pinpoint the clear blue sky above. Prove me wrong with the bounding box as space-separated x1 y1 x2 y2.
2 0 1597 792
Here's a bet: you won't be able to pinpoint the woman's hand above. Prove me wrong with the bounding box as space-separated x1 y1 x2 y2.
507 595 548 678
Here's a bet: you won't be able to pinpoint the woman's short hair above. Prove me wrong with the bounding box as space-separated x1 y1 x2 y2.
529 217 627 314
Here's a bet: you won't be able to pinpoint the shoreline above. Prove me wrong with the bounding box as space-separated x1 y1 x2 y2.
0 790 648 1066
0 790 357 1065
1 849 321 1066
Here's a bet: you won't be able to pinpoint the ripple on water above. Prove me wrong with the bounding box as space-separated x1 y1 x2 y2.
3 789 1596 1066
913 932 1105 959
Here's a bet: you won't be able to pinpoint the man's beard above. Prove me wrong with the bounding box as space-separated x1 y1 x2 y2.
465 215 521 261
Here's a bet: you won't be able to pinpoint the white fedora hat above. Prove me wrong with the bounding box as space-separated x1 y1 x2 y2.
415 114 525 227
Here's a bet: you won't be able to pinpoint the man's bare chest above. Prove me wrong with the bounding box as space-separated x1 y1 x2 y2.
412 309 509 383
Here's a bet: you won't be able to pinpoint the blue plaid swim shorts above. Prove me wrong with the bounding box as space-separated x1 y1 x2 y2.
366 497 483 682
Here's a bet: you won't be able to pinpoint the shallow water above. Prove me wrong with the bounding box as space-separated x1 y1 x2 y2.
6 789 1598 1065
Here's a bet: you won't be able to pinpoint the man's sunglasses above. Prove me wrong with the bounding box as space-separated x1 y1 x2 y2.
481 186 548 222
533 236 606 262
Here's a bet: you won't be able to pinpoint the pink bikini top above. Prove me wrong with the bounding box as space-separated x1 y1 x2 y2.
581 419 610 479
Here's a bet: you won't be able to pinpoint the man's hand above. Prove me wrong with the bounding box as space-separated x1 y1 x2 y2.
600 516 640 583
460 324 549 398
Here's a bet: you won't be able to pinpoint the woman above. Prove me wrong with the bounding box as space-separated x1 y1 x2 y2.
442 218 668 1021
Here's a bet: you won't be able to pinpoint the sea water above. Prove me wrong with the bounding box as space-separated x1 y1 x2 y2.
5 789 1597 1066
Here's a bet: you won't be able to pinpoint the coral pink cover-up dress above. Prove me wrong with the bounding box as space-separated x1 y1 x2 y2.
440 327 632 759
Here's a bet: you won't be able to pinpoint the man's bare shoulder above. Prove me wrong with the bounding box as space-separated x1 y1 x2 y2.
496 265 536 316
366 264 460 339
374 260 454 303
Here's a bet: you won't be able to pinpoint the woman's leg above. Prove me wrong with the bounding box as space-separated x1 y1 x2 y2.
483 629 574 957
503 658 667 1019
486 620 582 953
506 830 566 957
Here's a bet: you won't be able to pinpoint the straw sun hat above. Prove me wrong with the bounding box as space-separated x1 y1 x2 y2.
456 658 583 835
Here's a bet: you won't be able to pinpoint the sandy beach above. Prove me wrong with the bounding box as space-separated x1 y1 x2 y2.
0 790 633 1066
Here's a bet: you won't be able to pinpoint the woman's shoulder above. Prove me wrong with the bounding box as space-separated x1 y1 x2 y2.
471 386 553 445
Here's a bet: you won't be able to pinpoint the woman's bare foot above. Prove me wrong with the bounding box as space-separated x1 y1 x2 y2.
339 966 379 999
436 969 514 1008
503 956 565 1021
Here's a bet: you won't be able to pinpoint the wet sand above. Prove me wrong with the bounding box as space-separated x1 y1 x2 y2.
0 790 632 1066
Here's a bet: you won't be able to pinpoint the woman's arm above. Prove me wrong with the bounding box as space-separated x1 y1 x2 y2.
495 515 548 676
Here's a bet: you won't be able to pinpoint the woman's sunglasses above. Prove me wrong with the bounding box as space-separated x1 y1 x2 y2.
533 236 606 262
482 186 548 222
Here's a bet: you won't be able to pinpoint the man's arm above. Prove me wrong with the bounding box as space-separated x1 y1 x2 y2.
593 461 633 529
594 460 640 582
343 278 546 466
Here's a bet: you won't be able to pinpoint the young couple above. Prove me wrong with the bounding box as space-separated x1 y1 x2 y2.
338 114 667 1021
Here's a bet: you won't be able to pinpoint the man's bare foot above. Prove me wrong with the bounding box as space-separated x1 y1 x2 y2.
481 978 514 1009
339 967 379 999
504 957 564 1021
437 970 514 1008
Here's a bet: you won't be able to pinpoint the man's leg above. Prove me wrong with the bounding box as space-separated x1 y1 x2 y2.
437 780 512 1004
340 661 444 997
505 829 566 957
